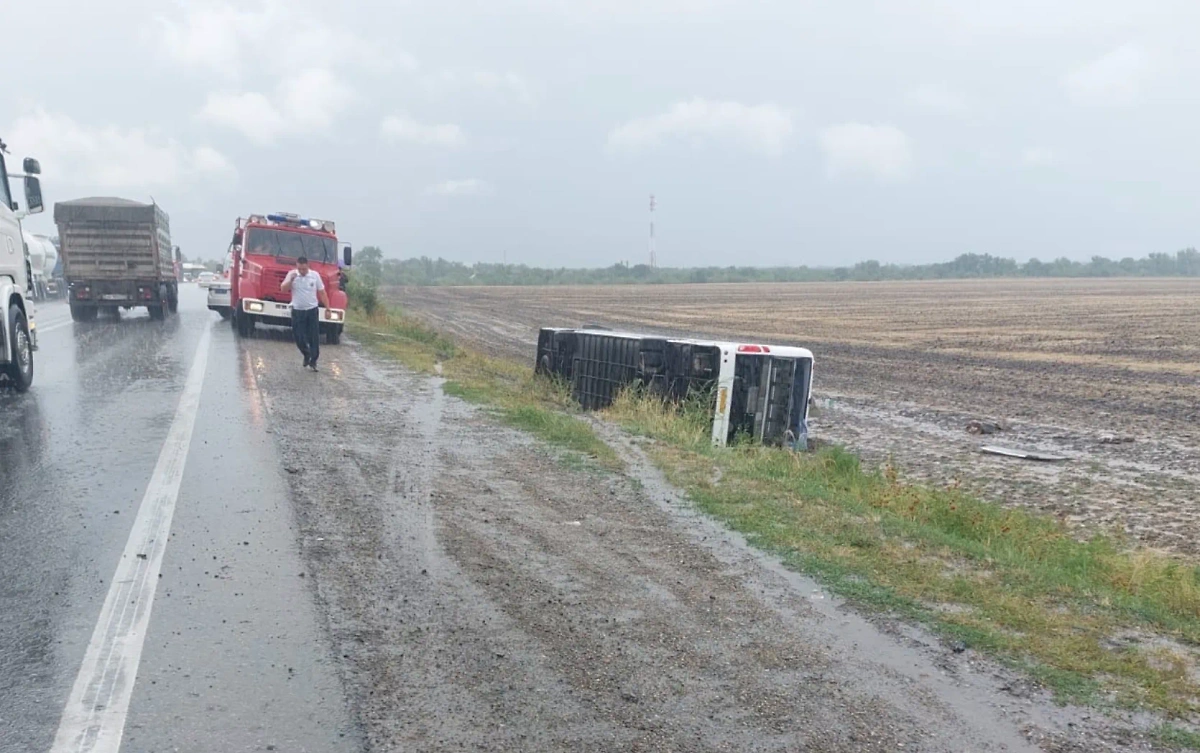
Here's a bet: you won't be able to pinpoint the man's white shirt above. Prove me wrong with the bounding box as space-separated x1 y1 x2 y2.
285 269 325 311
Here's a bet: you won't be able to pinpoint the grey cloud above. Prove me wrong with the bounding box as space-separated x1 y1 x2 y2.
423 179 493 197
5 0 1200 268
380 115 467 148
9 108 234 191
607 100 793 156
200 70 356 145
819 124 913 182
1062 43 1152 106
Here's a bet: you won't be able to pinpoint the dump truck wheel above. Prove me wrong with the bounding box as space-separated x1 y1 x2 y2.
69 304 97 322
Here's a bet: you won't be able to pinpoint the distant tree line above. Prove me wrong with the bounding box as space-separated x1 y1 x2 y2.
350 247 1200 287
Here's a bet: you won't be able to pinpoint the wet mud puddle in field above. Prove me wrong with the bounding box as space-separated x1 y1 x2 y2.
812 390 1200 554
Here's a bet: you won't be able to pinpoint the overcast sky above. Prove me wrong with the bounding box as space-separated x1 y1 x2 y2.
4 1 1197 267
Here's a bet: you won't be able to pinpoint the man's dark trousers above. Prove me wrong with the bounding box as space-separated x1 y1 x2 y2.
292 306 320 366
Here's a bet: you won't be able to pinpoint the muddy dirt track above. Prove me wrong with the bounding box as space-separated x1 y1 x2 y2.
393 279 1200 555
248 337 1162 752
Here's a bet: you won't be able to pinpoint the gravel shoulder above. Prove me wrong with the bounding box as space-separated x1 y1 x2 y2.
241 333 1177 752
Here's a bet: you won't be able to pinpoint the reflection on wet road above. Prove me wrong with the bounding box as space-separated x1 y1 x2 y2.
0 288 353 752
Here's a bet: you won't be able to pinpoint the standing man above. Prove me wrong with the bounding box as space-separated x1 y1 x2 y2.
282 256 329 371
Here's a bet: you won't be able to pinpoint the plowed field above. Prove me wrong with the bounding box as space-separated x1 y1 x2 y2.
392 279 1200 555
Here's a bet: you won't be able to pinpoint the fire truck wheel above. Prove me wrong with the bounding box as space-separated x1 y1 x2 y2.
324 324 341 345
235 310 255 337
148 301 166 321
167 285 178 314
5 304 33 392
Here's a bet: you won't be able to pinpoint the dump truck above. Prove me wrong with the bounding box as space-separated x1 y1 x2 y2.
54 197 179 321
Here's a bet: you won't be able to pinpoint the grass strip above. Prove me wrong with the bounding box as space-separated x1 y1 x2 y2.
606 388 1200 719
348 310 619 471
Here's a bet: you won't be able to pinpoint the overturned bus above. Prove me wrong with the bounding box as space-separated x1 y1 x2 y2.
536 327 814 449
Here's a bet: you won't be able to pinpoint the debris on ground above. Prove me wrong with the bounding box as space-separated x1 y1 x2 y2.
981 445 1068 462
966 420 1005 435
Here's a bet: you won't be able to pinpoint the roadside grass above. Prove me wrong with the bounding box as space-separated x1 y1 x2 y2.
346 308 620 471
607 389 1200 719
1157 724 1200 749
350 304 1200 726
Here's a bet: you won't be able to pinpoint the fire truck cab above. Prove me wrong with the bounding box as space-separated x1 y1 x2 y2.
229 212 351 343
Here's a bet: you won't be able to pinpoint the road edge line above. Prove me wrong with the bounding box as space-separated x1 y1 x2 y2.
49 327 212 753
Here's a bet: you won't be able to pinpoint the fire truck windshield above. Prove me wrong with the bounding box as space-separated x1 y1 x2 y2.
244 228 337 265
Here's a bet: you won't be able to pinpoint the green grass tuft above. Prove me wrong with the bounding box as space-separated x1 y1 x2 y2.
1155 723 1200 750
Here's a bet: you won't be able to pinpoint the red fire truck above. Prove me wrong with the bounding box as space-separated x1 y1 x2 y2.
228 212 351 343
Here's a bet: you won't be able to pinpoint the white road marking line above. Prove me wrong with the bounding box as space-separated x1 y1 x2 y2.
50 328 212 753
37 320 73 335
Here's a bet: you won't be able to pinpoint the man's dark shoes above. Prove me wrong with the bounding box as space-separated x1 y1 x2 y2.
302 353 311 368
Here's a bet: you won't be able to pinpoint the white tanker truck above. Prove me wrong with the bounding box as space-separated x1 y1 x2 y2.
22 230 58 301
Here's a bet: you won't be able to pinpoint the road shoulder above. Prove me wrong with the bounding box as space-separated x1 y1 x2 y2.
242 335 1165 752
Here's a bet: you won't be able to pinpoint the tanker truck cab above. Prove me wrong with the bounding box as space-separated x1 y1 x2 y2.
0 142 44 392
229 212 351 343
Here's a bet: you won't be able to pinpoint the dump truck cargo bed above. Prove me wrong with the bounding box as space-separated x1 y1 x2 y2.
54 197 174 281
54 197 179 320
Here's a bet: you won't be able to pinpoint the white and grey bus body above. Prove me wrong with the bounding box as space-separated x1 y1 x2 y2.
703 339 814 449
535 327 814 449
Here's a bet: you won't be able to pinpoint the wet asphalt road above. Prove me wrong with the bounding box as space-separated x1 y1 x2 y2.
0 287 354 752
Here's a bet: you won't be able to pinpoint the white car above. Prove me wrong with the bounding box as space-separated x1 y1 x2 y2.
207 278 232 319
196 272 217 288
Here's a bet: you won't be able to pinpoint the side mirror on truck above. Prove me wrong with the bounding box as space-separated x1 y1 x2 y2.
23 156 43 214
343 245 352 267
24 175 43 215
